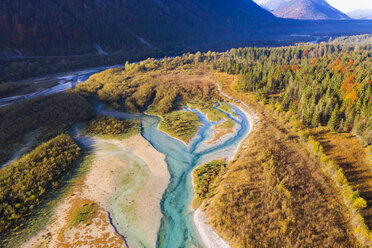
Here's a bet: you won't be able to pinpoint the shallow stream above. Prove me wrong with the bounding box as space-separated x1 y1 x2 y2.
102 103 250 248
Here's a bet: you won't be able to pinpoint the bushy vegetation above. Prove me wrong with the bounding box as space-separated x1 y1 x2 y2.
85 116 140 137
158 110 200 142
75 60 220 114
68 202 97 227
219 118 235 129
213 35 372 145
0 134 82 238
331 34 372 45
192 160 225 209
216 102 236 116
0 92 94 163
0 81 21 96
188 101 228 122
0 50 165 82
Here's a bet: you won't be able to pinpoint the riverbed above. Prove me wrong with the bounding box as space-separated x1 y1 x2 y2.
0 65 122 108
102 101 250 248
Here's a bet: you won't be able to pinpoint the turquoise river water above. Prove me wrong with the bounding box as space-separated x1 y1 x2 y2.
100 102 250 248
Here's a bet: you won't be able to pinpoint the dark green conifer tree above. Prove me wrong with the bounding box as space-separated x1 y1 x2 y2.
328 104 341 131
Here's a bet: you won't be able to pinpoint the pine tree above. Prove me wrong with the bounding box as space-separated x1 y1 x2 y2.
311 108 321 127
328 104 340 131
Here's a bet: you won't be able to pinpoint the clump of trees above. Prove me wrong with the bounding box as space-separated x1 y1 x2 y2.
158 110 201 142
0 134 81 237
0 92 94 163
192 160 226 209
212 35 372 145
68 202 97 227
85 117 140 136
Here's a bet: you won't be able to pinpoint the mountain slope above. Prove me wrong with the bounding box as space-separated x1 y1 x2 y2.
254 0 289 11
0 0 275 55
254 0 350 20
348 9 372 20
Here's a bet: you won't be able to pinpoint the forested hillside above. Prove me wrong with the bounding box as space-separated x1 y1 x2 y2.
2 0 372 58
0 0 275 55
212 35 372 145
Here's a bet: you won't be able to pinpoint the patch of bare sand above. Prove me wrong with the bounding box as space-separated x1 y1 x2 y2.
112 135 170 247
194 209 230 248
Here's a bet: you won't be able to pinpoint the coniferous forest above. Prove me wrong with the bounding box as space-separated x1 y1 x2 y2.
212 36 372 145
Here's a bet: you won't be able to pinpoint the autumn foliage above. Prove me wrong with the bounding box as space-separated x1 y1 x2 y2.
0 134 81 238
213 35 372 145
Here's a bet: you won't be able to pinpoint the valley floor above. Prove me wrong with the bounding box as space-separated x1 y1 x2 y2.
8 65 371 248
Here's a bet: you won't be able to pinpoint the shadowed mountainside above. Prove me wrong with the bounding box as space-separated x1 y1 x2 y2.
1 0 371 57
0 0 275 56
